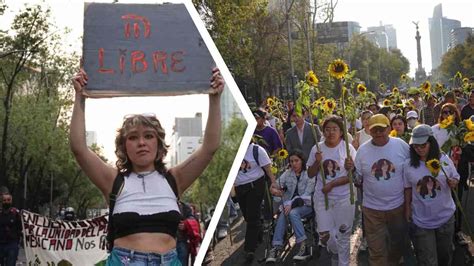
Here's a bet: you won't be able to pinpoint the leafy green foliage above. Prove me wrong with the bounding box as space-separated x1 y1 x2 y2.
183 117 246 209
440 35 474 81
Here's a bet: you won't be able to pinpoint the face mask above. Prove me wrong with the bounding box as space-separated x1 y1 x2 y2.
407 119 416 128
2 203 11 210
290 122 296 128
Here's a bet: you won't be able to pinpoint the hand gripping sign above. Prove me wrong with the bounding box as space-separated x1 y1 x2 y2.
83 3 215 97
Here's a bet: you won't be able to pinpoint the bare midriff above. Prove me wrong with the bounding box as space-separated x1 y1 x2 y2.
114 232 176 253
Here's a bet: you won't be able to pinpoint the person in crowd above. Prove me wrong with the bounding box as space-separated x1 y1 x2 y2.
266 150 315 262
63 207 76 221
307 115 356 266
406 111 419 131
0 193 22 266
177 201 201 266
354 114 410 266
391 114 409 142
368 102 380 115
434 91 456 121
454 88 467 112
235 141 277 262
285 108 322 161
403 125 459 265
254 108 283 156
70 67 223 265
460 89 474 120
420 94 437 126
432 103 461 149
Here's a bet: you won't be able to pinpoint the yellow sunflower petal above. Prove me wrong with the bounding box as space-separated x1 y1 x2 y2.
328 59 349 80
426 159 441 177
464 131 474 142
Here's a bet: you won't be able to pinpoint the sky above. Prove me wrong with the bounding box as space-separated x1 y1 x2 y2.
332 0 474 76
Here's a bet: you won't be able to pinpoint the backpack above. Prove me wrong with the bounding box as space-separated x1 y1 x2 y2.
106 171 179 252
183 218 201 256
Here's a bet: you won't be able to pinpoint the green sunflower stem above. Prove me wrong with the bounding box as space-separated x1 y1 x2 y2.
308 111 328 210
339 80 355 205
441 167 474 242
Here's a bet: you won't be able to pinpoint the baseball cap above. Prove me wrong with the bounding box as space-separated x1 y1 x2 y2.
368 114 390 130
407 110 419 119
409 124 433 145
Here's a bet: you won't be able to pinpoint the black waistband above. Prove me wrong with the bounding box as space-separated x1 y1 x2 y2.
113 211 181 239
236 176 265 189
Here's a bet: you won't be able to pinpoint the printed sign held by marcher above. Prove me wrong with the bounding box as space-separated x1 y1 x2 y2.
21 210 108 265
83 3 215 97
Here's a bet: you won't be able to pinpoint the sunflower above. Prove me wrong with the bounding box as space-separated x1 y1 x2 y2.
328 59 349 80
389 129 398 137
271 165 279 175
435 82 443 91
439 115 454 129
379 83 386 91
426 159 441 177
421 81 431 94
465 118 474 131
306 70 319 87
277 148 289 160
465 132 474 143
455 71 462 79
400 74 408 82
462 77 469 84
318 96 326 102
323 99 336 114
357 84 367 94
383 99 391 107
266 97 275 107
311 99 322 110
392 87 399 94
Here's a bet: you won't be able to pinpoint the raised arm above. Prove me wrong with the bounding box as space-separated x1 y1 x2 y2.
171 68 224 195
70 69 116 198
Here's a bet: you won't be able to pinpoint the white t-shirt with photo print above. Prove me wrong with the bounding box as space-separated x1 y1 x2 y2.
235 143 272 186
355 137 410 211
403 154 459 229
307 140 356 201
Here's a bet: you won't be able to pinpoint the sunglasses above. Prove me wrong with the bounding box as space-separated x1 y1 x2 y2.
413 143 428 149
123 113 156 120
442 110 453 115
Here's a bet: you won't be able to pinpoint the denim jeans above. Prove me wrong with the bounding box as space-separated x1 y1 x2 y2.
0 242 19 266
362 205 407 266
412 215 455 266
106 247 181 266
272 205 313 247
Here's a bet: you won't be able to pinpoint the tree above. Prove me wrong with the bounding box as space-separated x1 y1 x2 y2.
440 35 474 80
184 117 246 208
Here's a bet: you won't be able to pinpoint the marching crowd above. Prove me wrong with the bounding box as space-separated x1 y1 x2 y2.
234 84 474 265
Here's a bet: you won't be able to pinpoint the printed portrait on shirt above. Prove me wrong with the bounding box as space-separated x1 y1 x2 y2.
371 159 395 181
323 159 341 181
240 159 251 173
416 176 441 199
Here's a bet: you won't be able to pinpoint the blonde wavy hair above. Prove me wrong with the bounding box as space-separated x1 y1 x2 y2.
115 115 169 175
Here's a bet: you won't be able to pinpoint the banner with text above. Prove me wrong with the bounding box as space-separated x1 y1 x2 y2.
83 3 215 97
21 210 108 265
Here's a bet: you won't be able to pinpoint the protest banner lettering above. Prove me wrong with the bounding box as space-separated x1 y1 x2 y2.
83 3 215 97
21 210 108 265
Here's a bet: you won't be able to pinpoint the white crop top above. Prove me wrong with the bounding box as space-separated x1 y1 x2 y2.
113 171 180 215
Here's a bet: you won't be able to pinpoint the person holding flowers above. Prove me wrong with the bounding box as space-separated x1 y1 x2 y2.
307 115 356 266
431 103 461 149
354 114 410 266
390 114 410 143
265 149 315 263
433 91 456 122
403 124 459 266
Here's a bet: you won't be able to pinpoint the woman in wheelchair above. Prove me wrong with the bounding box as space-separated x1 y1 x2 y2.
307 115 356 266
266 149 316 262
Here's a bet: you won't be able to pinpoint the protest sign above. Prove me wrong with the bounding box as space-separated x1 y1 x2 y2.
83 3 215 97
21 210 108 265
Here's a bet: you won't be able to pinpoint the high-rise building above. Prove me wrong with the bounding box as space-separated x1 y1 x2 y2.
448 27 474 50
429 4 461 70
169 113 203 166
316 21 361 45
220 84 243 127
367 23 398 51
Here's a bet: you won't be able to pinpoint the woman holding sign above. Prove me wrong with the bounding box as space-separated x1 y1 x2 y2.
70 67 223 265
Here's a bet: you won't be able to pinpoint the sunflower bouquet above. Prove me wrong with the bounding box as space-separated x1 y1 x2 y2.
439 115 473 153
426 158 473 241
271 148 289 177
265 96 286 132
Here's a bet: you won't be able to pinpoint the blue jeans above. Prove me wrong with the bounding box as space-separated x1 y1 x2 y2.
176 241 188 266
0 242 19 266
106 247 181 266
272 205 313 247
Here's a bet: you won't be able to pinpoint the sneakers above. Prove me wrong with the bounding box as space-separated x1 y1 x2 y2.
217 228 228 239
266 246 281 263
293 241 311 261
456 231 470 245
245 251 255 262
